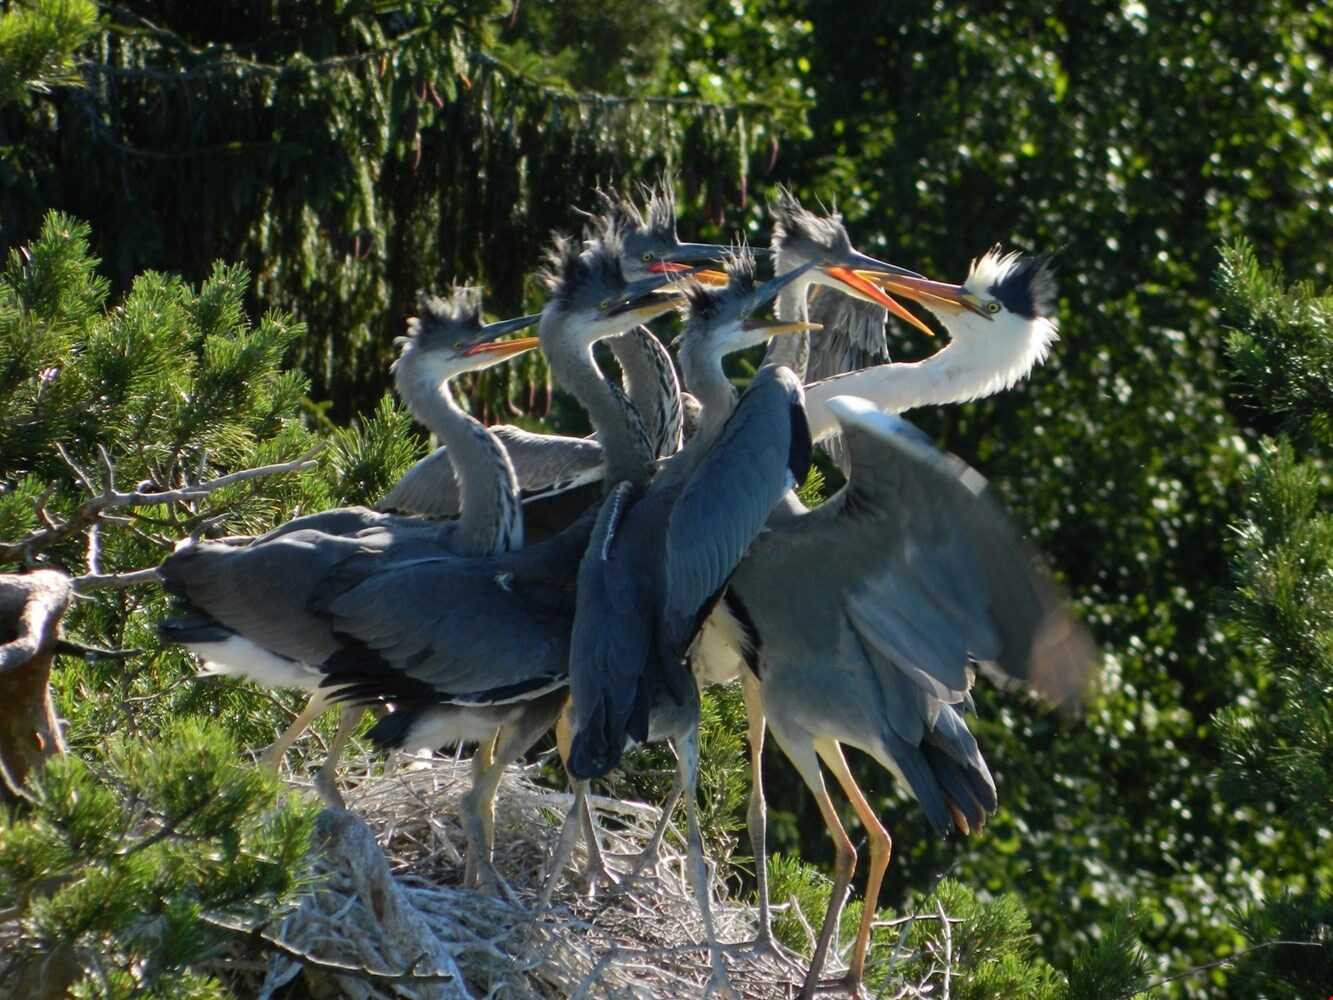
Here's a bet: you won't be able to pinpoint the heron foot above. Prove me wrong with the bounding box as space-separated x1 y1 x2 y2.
702 957 738 1000
467 855 519 904
732 931 805 975
807 973 869 1000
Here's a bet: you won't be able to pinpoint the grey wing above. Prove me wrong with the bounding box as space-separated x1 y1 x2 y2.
823 396 1097 713
378 425 605 517
566 482 656 778
158 531 379 664
313 552 571 706
256 505 395 542
661 365 812 657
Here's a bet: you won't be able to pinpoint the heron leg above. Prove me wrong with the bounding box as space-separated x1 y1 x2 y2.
740 671 776 950
463 728 502 891
539 778 593 907
541 702 617 905
311 704 362 809
767 727 857 1000
466 711 554 898
629 745 685 878
259 689 331 770
817 741 892 994
679 722 736 1000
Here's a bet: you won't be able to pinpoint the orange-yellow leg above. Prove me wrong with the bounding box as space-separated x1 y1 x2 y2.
741 671 775 946
766 726 858 1000
817 740 892 991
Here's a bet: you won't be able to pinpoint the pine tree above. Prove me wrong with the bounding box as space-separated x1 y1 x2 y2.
1213 240 1333 994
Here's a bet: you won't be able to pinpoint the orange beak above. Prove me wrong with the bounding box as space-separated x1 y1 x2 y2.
853 271 991 318
821 266 935 338
464 336 541 359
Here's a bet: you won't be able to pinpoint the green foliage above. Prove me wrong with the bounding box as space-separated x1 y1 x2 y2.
0 719 317 997
0 0 796 417
1217 239 1333 447
325 393 421 508
1212 240 1333 996
0 0 97 106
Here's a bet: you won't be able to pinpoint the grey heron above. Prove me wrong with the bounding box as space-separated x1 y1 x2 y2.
308 234 688 889
563 251 829 990
158 290 540 808
717 253 1095 998
379 184 736 522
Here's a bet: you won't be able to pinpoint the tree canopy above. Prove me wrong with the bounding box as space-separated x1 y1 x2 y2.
1 0 1330 995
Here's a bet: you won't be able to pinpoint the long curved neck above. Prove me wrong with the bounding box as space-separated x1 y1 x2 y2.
542 313 656 491
677 339 736 450
763 249 812 377
609 326 683 458
802 330 1038 442
396 365 521 555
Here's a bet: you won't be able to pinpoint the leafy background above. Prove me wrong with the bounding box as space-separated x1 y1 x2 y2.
0 0 1329 995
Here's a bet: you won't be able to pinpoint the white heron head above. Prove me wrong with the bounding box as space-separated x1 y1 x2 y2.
855 248 1060 398
394 288 540 391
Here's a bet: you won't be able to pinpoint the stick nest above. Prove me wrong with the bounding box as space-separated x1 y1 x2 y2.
234 752 811 999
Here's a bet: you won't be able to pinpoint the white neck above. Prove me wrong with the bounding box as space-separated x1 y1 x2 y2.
802 311 1057 441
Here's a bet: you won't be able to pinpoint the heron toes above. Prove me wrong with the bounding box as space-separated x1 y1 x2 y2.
703 961 738 1000
735 931 805 975
808 973 869 1000
466 855 520 904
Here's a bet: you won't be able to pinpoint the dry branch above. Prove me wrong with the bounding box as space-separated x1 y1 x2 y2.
0 444 323 566
0 571 72 803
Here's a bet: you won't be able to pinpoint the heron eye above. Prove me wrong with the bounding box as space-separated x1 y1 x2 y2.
454 340 465 350
641 251 655 262
598 299 611 311
985 301 1002 314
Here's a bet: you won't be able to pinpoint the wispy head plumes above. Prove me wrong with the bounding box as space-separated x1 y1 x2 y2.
396 287 483 362
541 230 626 304
769 186 852 259
681 245 756 323
968 248 1058 320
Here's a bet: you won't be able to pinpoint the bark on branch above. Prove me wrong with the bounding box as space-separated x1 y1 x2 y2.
0 570 72 805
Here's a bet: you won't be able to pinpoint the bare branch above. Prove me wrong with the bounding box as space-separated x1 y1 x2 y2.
0 444 323 565
70 568 161 592
199 913 466 985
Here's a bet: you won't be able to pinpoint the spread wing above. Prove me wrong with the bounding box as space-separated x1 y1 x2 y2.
817 396 1097 715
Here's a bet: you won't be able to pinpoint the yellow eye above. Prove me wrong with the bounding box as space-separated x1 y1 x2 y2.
598 299 611 311
641 251 655 262
454 340 465 350
985 301 1002 314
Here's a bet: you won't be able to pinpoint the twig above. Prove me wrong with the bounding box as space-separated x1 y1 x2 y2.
1116 940 1324 998
70 568 162 592
0 444 322 564
201 913 466 985
52 638 138 660
936 898 952 1000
